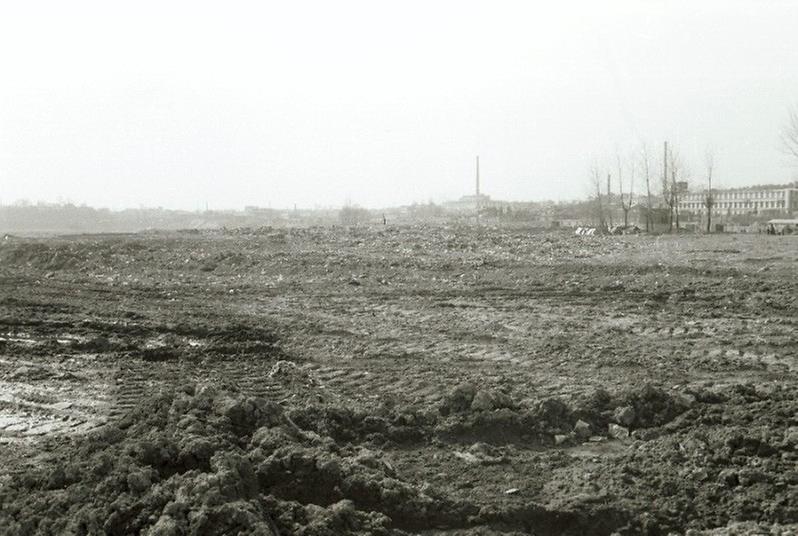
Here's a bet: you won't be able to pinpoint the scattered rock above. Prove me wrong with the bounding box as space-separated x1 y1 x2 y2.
146 515 179 536
452 451 481 464
554 434 571 446
574 419 591 439
126 469 153 494
612 405 636 427
737 468 771 486
719 468 739 487
470 390 496 411
674 392 696 408
440 383 478 414
80 335 112 352
470 389 513 412
623 384 687 428
454 443 506 465
608 423 629 440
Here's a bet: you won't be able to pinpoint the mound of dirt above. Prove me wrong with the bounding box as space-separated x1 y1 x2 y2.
542 383 798 534
5 381 688 535
435 382 697 447
3 380 795 535
0 385 468 535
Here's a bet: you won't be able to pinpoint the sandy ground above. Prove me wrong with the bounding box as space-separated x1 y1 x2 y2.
0 226 796 535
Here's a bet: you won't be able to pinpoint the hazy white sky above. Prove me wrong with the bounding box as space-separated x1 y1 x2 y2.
1 1 797 210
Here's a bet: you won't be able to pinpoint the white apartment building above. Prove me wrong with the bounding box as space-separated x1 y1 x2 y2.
679 186 798 218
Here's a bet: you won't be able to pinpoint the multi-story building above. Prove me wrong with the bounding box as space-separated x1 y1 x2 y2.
679 184 798 220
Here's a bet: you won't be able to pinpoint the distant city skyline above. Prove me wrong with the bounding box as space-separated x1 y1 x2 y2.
1 1 797 211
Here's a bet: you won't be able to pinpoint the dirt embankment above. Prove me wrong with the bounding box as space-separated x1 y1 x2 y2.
2 376 796 535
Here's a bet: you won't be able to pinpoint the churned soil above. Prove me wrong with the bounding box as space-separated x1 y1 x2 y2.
0 226 796 535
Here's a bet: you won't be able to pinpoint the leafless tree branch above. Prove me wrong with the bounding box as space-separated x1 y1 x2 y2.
781 108 798 161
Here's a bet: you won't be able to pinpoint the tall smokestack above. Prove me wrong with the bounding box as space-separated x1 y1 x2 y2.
476 156 480 196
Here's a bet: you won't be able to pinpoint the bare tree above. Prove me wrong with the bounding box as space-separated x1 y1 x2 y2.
673 168 681 231
662 144 687 232
661 179 676 231
704 148 715 233
589 161 605 229
661 142 676 232
781 107 798 161
617 152 634 227
639 143 654 231
606 171 613 227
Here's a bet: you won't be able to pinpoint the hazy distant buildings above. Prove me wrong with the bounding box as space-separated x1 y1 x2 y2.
442 156 509 214
442 193 498 213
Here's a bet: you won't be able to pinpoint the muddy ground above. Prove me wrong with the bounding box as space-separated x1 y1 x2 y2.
0 226 795 535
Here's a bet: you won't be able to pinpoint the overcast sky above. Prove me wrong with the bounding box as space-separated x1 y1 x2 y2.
1 1 797 210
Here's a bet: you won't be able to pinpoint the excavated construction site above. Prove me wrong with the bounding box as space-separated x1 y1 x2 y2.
0 226 796 535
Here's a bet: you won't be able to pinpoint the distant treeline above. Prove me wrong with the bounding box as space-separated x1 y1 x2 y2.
0 198 614 234
0 204 298 234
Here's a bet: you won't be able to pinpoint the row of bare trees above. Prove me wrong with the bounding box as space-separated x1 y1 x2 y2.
589 149 643 230
588 142 719 233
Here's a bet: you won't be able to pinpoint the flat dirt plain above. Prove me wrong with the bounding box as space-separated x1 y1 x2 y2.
0 226 796 535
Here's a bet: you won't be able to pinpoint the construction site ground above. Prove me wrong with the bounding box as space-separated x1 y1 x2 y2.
0 226 796 535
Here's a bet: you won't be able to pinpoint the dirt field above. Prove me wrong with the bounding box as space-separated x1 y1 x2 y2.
0 226 796 535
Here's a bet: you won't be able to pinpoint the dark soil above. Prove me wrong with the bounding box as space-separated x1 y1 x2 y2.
0 226 796 535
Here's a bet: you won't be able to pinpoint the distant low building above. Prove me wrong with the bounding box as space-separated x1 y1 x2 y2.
442 156 511 215
442 194 499 213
